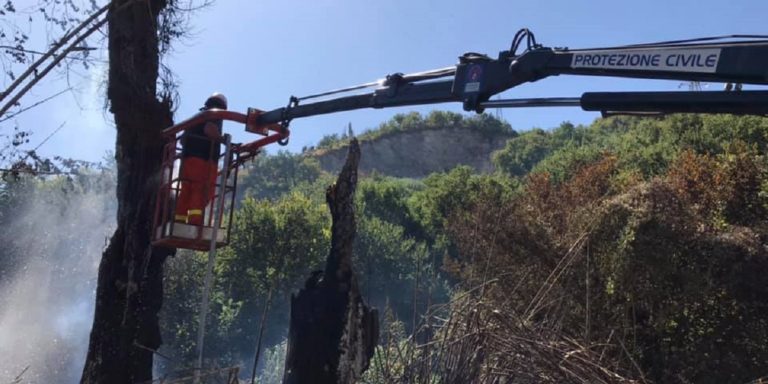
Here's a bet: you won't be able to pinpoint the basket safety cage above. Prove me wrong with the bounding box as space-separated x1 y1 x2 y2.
152 132 240 251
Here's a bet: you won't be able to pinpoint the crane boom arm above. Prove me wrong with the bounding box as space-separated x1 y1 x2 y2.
518 41 768 84
252 33 768 131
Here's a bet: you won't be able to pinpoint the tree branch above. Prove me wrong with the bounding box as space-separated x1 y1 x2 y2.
0 0 155 120
0 16 107 118
0 88 70 123
0 2 110 105
0 45 100 62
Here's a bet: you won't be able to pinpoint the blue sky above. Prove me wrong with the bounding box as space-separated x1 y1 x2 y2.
9 0 768 162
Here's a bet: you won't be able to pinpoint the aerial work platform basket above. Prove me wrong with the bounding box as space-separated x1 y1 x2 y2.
151 108 288 251
152 132 239 251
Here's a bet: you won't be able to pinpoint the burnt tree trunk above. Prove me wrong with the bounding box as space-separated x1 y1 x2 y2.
283 139 379 384
81 1 175 383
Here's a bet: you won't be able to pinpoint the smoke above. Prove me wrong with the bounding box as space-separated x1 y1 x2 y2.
0 178 116 383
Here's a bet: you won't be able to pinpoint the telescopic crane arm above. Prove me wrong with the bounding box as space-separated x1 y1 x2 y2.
250 30 768 135
164 29 768 162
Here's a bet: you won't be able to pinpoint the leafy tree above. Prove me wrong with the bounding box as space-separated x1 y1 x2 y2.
531 144 604 183
356 175 422 232
0 166 115 284
493 128 554 177
494 115 768 180
238 151 323 200
408 165 515 240
157 250 206 369
161 192 331 371
354 214 428 325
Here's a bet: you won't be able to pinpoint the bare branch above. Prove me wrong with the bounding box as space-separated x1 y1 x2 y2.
171 0 215 12
0 44 100 62
0 44 96 54
0 2 109 105
0 16 107 118
0 88 70 123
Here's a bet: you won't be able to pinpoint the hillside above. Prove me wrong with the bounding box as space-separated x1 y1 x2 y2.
311 126 513 177
307 111 515 178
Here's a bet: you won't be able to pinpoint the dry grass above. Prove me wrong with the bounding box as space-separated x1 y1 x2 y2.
366 240 642 384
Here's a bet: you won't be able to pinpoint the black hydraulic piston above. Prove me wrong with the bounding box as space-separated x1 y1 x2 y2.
581 91 768 115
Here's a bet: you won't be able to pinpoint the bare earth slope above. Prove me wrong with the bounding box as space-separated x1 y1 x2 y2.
312 127 513 178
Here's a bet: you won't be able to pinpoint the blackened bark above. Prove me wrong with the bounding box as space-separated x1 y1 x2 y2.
80 1 175 383
283 139 379 384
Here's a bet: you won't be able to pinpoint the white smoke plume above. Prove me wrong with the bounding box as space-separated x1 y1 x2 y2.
0 178 116 383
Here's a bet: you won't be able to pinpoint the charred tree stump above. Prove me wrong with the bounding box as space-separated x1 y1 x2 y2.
283 139 379 384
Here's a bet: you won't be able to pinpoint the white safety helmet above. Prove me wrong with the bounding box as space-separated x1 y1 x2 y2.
204 92 228 109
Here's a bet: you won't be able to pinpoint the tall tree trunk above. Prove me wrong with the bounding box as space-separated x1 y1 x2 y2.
81 1 174 383
283 139 379 384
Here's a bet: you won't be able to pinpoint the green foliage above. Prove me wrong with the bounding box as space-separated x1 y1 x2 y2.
361 308 410 383
0 168 116 281
355 175 446 325
238 151 323 200
160 192 331 371
220 192 329 286
159 251 206 366
493 128 556 177
354 214 429 321
587 153 768 382
216 192 330 348
493 115 768 180
357 175 422 231
531 143 604 183
408 165 516 240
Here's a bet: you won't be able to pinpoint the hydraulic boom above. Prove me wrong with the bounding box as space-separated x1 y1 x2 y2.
161 29 768 168
247 29 768 138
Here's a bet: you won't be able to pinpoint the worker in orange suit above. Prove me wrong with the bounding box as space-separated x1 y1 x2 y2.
175 93 227 225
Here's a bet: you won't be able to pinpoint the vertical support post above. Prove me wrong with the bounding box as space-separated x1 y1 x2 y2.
195 134 233 380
